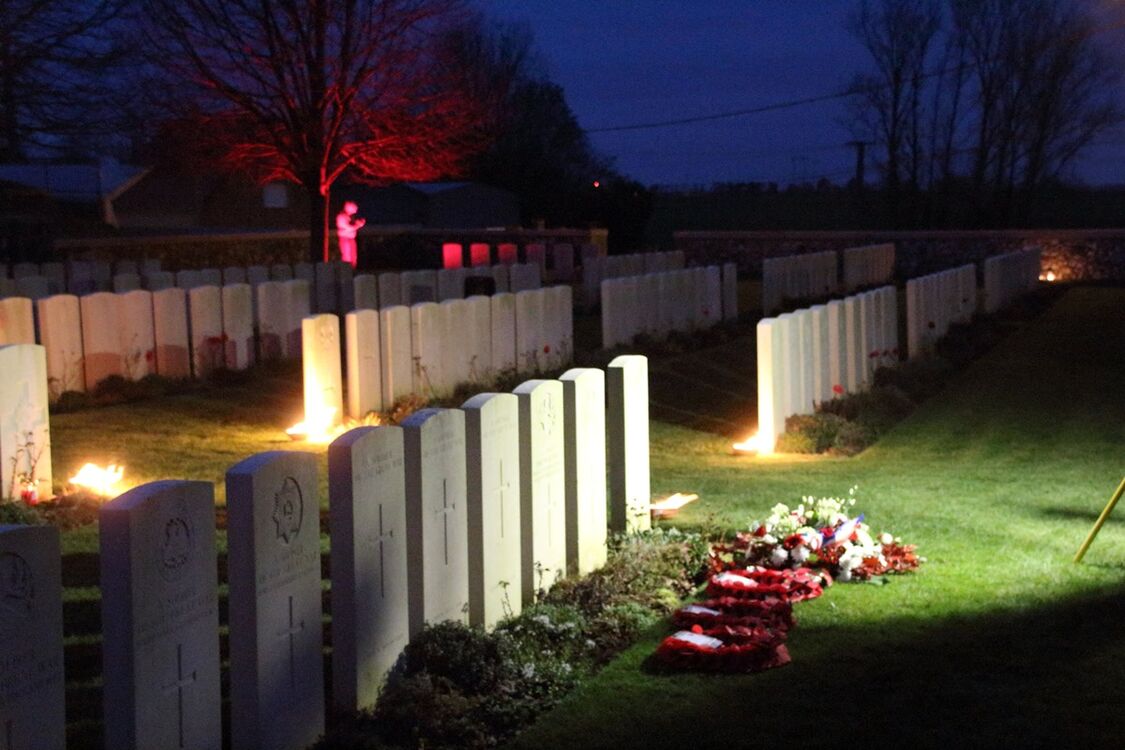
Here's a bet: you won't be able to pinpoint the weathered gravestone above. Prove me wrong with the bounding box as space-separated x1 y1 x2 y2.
80 292 123 388
100 480 222 750
345 309 382 419
559 368 607 575
513 380 567 601
302 314 344 431
328 427 408 712
0 525 65 750
227 451 325 750
379 306 413 407
607 355 651 532
0 345 52 502
462 393 522 627
37 295 84 400
402 408 469 637
152 287 192 379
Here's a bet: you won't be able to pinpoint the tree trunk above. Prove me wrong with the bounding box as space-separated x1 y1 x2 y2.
306 182 331 264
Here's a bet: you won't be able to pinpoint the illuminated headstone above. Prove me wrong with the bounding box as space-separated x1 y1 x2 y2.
470 243 491 267
607 355 651 533
118 289 155 381
497 243 518 265
410 302 446 398
560 368 607 575
379 305 413 407
302 313 344 431
513 379 567 600
464 295 492 383
226 451 324 750
188 286 223 378
100 481 222 750
756 317 784 452
328 426 408 712
462 393 522 627
490 293 517 375
402 408 469 637
0 344 51 501
0 296 34 345
345 309 382 419
81 291 124 388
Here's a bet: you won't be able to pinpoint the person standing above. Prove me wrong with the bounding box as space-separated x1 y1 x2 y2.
336 201 366 267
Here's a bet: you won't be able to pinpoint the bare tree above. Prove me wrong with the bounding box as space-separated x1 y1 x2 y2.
847 0 942 226
144 0 492 261
0 0 129 161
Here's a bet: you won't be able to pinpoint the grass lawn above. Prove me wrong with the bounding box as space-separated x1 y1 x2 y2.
512 285 1125 748
50 284 1124 747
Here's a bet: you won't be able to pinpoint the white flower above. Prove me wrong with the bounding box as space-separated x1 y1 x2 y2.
879 532 894 545
791 545 810 564
762 534 778 545
837 568 852 582
769 547 789 566
532 615 551 627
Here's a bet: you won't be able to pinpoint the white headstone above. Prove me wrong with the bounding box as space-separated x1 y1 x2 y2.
514 290 543 374
491 264 510 293
247 265 270 286
256 281 288 361
510 263 540 293
826 300 846 396
461 393 522 627
464 295 493 384
100 481 222 750
0 345 52 501
345 309 382 419
117 290 156 381
401 270 438 305
810 305 830 404
379 306 413 407
328 426 408 712
843 296 861 392
410 302 446 398
440 299 471 390
153 288 192 379
302 313 344 431
145 270 175 291
199 268 222 288
513 379 567 600
112 273 141 293
559 368 607 575
0 525 65 750
226 451 324 750
490 293 517 376
37 295 84 400
402 408 469 637
756 318 783 453
222 284 255 370
189 286 223 378
223 266 247 285
81 292 125 388
271 263 293 281
284 279 311 358
437 268 467 302
607 355 651 532
0 297 35 345
175 270 204 290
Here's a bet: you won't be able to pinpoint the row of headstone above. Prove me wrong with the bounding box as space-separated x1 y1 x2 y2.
600 265 731 349
441 242 583 283
756 285 898 453
359 263 542 311
761 250 838 314
581 251 686 309
304 286 574 426
22 284 268 402
0 355 653 749
842 243 895 292
905 264 977 359
982 247 1040 314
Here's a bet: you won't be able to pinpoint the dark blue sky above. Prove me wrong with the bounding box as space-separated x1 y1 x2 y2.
488 0 1125 188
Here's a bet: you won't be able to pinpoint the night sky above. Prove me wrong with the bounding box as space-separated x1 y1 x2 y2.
488 0 1125 188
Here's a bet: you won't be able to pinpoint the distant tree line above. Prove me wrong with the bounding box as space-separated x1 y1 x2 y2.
847 0 1122 228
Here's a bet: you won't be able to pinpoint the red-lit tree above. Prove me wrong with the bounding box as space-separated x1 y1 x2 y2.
144 0 491 262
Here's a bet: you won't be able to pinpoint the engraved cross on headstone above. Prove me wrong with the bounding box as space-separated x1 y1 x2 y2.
375 503 393 598
276 595 305 689
496 460 512 539
161 643 198 749
435 478 456 566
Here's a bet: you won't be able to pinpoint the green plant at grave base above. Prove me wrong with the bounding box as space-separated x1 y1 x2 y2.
832 420 878 456
778 413 847 453
0 497 41 525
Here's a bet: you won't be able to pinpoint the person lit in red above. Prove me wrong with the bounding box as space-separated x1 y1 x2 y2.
336 201 366 267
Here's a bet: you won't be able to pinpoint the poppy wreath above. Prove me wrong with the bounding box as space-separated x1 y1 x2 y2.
707 567 826 604
655 625 791 673
672 599 794 631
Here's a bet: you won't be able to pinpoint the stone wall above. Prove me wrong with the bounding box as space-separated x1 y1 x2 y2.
674 229 1125 282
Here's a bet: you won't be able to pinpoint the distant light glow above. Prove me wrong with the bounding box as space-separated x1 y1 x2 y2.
732 432 767 455
1038 270 1057 282
650 492 699 518
592 180 601 188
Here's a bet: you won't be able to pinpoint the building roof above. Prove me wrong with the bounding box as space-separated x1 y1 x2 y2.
0 159 147 204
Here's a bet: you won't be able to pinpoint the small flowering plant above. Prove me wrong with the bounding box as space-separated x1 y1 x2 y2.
712 487 922 582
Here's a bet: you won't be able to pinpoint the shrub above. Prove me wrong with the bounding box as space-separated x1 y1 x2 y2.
874 356 953 402
0 500 40 525
832 420 877 456
775 430 817 454
781 413 846 453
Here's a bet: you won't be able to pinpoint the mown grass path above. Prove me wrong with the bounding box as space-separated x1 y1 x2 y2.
512 286 1125 748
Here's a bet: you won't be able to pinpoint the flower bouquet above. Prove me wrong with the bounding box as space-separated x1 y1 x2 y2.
655 625 791 673
710 488 922 582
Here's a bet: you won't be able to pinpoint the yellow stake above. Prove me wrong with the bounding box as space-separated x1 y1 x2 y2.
1074 476 1125 563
